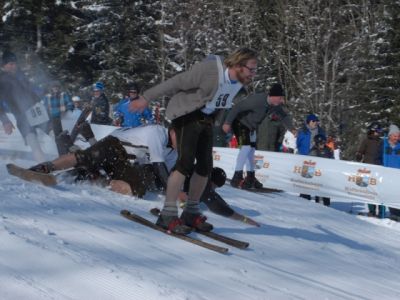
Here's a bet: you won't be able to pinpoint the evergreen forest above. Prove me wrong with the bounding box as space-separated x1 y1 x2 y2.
1 0 399 159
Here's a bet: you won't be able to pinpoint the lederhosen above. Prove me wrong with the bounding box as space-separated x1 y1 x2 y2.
74 135 148 197
172 110 215 176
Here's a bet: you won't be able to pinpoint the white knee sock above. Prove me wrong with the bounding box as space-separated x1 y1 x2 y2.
245 147 255 172
235 145 252 171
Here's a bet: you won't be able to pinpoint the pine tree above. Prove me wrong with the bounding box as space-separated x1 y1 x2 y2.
382 0 400 126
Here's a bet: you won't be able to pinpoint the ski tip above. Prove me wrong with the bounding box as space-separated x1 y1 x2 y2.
150 208 161 216
6 163 57 186
120 209 131 216
6 163 18 171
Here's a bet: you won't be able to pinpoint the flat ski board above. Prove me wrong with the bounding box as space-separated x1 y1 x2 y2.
121 210 229 254
150 208 249 249
6 163 57 186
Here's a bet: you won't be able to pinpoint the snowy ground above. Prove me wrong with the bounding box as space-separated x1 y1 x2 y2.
1 150 400 299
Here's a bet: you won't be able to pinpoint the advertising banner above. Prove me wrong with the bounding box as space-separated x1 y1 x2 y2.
213 147 400 208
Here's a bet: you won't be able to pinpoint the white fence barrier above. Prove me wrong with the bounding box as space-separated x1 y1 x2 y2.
212 147 400 208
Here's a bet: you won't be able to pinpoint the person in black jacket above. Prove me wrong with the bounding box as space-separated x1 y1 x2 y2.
309 134 334 159
308 134 334 206
355 122 384 216
90 82 112 125
355 122 383 165
0 50 48 161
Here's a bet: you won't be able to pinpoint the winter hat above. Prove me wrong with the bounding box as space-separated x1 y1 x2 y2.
269 83 284 97
72 96 81 102
2 50 17 66
306 114 319 123
93 82 104 91
388 124 400 136
127 83 139 93
314 134 327 145
368 122 382 133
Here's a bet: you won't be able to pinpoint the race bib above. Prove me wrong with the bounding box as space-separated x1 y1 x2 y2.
210 93 233 109
25 102 50 127
205 56 242 111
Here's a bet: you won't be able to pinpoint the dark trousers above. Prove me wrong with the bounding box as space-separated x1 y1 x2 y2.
232 120 255 148
172 110 214 177
51 116 63 137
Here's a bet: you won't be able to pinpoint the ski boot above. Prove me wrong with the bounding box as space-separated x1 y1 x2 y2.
230 170 244 188
156 214 192 235
241 175 253 189
180 210 213 232
29 161 55 174
242 171 263 189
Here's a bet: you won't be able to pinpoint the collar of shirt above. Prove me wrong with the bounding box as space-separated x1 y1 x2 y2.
225 68 238 84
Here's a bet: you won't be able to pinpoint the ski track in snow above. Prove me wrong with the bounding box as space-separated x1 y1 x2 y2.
1 157 400 300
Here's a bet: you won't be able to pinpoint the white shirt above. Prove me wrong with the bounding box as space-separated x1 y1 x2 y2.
110 124 169 164
283 130 297 152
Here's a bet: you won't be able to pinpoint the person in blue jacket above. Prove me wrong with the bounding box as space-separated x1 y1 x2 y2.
113 83 154 127
296 114 326 202
382 124 400 219
43 81 74 138
296 114 325 155
383 124 400 168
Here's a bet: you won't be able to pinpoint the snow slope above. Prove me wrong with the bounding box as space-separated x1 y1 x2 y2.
1 154 400 299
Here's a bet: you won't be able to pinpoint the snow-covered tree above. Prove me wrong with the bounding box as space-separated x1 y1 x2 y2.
1 0 399 160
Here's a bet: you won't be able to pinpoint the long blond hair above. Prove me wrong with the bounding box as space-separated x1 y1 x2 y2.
224 48 258 68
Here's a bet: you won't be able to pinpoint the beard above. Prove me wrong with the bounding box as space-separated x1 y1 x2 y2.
236 71 253 85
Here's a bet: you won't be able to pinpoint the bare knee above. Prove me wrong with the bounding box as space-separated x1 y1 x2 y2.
110 180 133 195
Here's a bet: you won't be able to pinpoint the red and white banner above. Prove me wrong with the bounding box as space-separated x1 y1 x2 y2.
213 147 400 208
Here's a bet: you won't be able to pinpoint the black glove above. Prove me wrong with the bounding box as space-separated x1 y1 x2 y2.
152 162 170 191
78 121 95 141
355 152 363 162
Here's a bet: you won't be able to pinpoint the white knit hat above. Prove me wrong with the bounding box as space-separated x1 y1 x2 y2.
388 124 400 136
